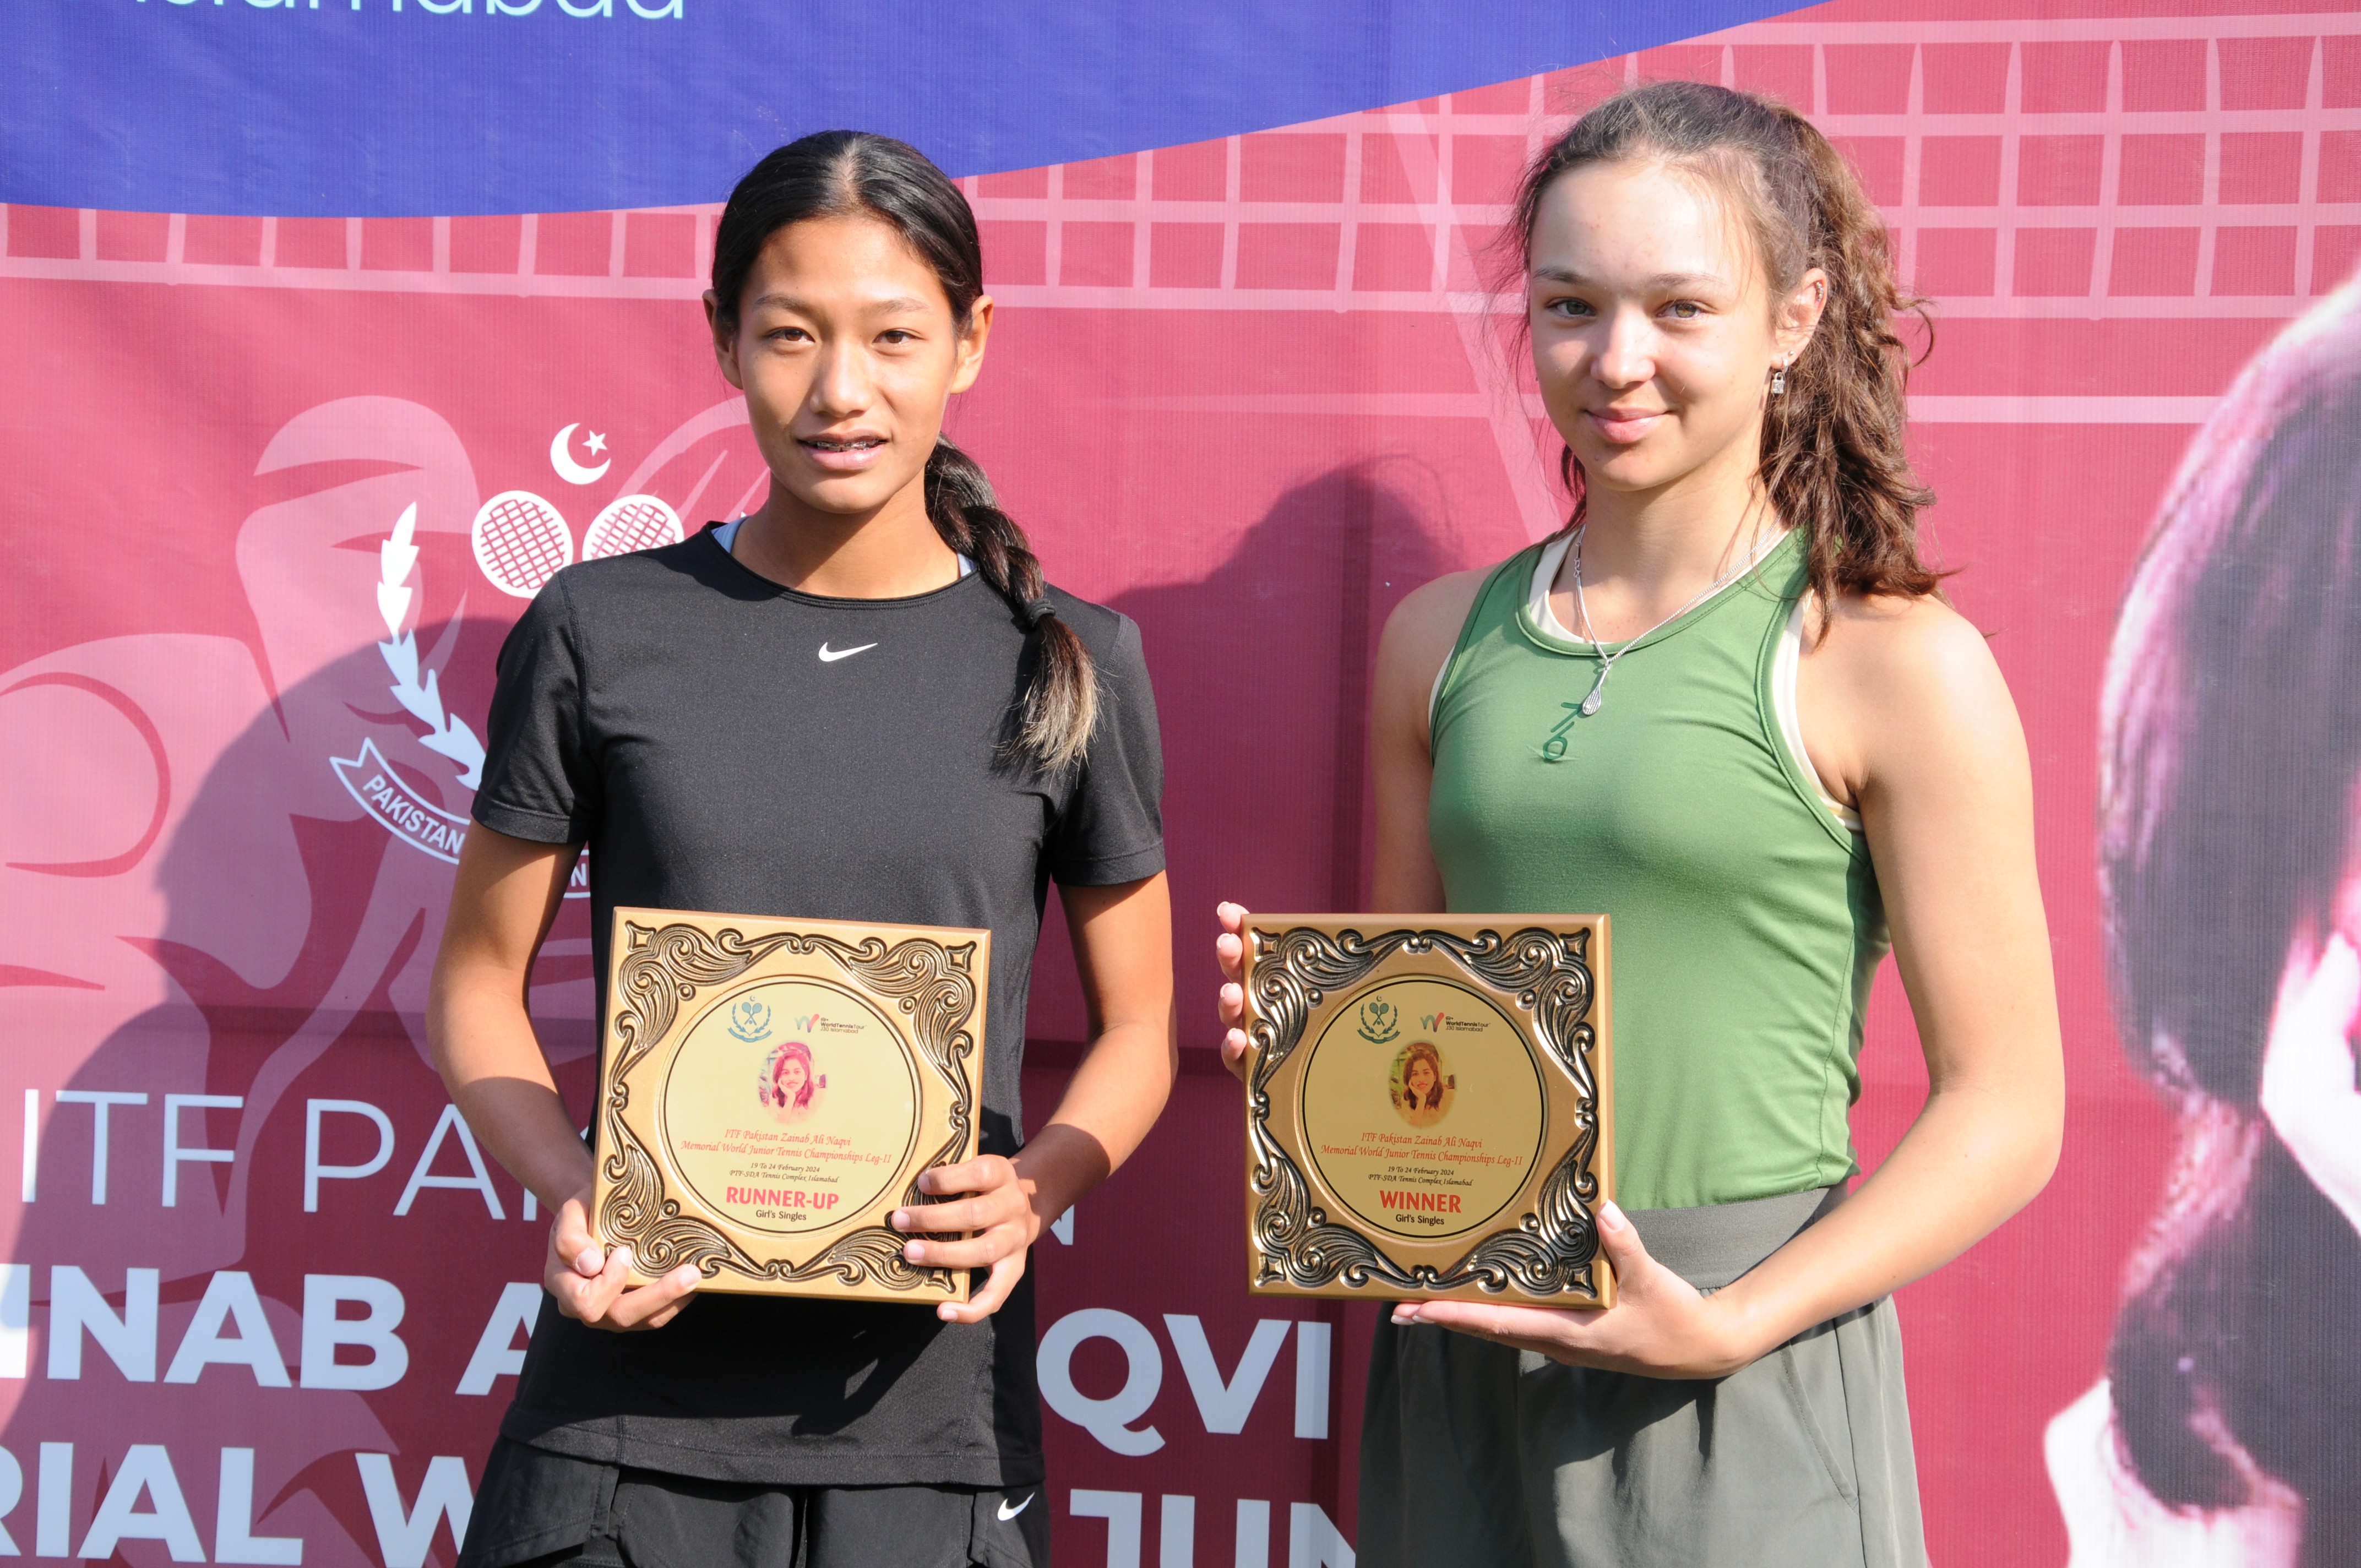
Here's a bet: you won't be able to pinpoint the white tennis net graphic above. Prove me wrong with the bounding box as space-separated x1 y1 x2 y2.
471 490 575 598
5 7 2348 442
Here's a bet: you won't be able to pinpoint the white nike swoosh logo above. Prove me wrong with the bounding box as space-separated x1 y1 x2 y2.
997 1494 1035 1522
816 642 877 663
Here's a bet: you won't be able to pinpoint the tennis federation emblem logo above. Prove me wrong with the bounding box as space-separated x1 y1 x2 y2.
332 419 687 885
1358 999 1401 1044
330 503 485 865
328 503 589 896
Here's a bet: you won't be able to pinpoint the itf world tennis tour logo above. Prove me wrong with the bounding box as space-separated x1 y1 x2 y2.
329 420 684 894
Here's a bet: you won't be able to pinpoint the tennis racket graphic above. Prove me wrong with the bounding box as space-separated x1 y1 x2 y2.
470 490 576 598
582 494 685 560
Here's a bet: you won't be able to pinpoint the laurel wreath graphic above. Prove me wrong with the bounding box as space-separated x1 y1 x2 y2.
377 503 485 790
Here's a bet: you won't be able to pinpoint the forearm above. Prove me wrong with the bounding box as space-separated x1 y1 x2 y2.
1010 1014 1175 1218
429 976 595 1211
459 1076 595 1213
1712 1073 2059 1357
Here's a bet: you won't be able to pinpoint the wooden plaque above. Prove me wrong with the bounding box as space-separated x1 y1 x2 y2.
594 908 989 1303
1242 914 1614 1306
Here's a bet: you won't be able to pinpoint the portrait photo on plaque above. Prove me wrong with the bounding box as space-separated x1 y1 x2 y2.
1241 914 1613 1306
593 907 991 1304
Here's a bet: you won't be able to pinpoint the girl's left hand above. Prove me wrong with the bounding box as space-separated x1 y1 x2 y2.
1215 901 1253 1084
1393 1202 1761 1379
891 1155 1042 1324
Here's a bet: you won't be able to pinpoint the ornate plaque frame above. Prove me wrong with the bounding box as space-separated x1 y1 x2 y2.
594 908 989 1303
1243 914 1614 1305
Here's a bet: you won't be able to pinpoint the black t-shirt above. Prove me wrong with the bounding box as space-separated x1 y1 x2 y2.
470 525 1165 1488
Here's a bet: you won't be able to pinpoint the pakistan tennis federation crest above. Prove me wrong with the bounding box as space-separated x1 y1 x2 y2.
328 503 590 896
1358 998 1402 1043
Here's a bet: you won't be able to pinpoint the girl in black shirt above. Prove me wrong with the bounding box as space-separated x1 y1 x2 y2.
429 132 1176 1568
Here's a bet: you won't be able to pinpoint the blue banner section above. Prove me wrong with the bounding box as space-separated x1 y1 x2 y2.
8 0 1792 216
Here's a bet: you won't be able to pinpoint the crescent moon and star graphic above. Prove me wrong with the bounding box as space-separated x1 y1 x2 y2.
549 423 611 486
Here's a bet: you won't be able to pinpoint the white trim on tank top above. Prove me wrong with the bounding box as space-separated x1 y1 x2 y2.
712 517 975 578
1427 533 1860 832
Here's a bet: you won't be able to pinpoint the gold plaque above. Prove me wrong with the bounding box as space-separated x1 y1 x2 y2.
593 908 989 1303
1242 915 1614 1306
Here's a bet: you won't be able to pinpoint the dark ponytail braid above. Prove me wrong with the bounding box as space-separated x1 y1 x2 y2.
711 129 1100 770
924 437 1098 769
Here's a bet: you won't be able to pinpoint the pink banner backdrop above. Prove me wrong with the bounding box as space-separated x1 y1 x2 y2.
3 1 2354 1562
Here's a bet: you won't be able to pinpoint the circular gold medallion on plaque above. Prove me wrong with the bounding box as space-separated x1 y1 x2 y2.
1298 977 1545 1242
661 978 921 1235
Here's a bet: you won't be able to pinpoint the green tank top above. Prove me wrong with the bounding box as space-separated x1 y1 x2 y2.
1428 530 1887 1210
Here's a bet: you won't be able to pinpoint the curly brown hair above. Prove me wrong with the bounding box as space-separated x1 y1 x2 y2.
1508 80 1941 606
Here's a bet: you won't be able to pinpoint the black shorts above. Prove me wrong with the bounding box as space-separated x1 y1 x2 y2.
458 1439 1050 1568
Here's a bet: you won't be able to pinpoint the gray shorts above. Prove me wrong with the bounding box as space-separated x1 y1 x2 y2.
456 1440 1049 1568
1359 1189 1928 1568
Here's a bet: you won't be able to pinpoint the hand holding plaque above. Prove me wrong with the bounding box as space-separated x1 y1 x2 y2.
1242 914 1614 1305
594 908 990 1303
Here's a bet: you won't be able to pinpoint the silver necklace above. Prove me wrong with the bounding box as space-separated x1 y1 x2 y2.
1566 526 1781 716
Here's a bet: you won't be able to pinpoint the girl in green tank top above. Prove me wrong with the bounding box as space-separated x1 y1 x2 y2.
1216 82 2063 1568
1427 524 1884 1212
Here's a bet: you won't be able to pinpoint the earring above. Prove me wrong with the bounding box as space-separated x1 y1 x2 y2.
1770 355 1788 396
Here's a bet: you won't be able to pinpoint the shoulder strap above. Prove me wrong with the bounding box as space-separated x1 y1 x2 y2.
1429 542 1546 733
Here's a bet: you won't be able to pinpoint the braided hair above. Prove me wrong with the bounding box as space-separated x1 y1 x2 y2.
710 131 1098 770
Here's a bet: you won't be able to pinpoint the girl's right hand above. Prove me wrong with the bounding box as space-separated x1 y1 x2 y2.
1215 901 1252 1084
2260 934 2361 1241
546 1187 701 1331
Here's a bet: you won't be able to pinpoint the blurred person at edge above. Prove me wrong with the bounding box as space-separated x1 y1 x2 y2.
2046 275 2361 1567
1218 80 2064 1566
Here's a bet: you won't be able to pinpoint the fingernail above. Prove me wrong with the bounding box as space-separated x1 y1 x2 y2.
890 1210 909 1232
1600 1201 1626 1232
670 1266 699 1289
904 1241 926 1264
574 1248 602 1276
613 1246 635 1275
1391 1304 1418 1325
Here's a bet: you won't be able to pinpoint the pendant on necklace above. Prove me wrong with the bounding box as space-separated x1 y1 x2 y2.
1579 662 1611 716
